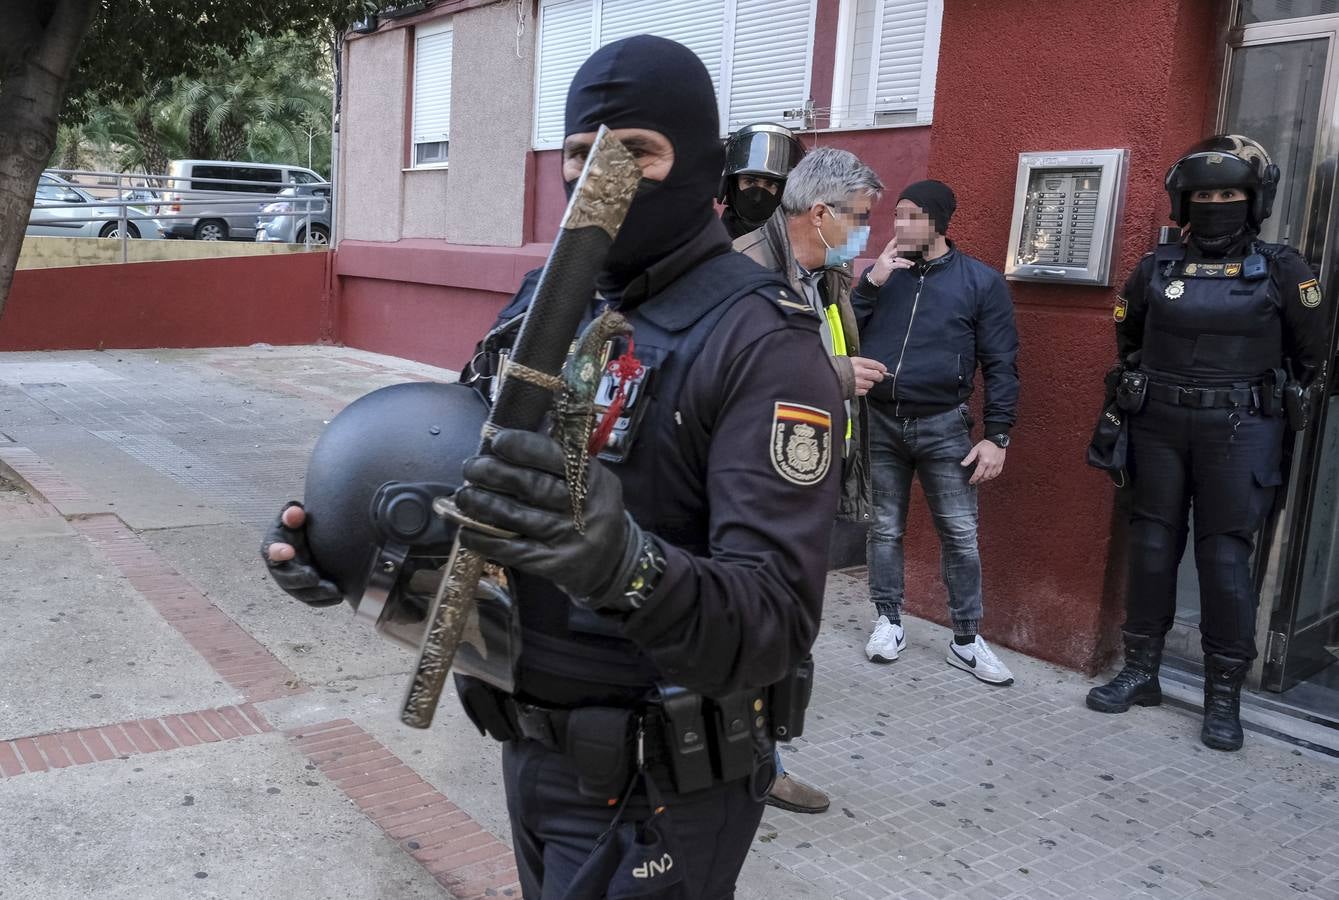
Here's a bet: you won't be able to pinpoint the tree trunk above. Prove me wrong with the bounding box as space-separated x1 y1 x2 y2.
188 108 213 159
134 107 167 180
218 118 247 161
0 0 98 319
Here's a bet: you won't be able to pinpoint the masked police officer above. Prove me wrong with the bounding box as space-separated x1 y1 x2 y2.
719 123 806 239
265 36 842 898
1086 135 1330 752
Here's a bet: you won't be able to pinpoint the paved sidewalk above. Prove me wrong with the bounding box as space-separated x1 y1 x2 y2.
1 346 1336 900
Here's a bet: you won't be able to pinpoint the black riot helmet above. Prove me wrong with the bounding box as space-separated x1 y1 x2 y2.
719 122 806 200
1164 134 1279 229
302 381 489 643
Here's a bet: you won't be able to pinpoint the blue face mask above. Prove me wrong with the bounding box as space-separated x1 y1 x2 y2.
818 206 871 268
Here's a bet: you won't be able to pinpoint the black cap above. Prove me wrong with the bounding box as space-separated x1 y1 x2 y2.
898 179 956 234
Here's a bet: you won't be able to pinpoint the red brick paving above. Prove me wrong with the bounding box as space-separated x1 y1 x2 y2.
0 446 93 504
1 704 274 779
71 514 306 703
289 719 521 899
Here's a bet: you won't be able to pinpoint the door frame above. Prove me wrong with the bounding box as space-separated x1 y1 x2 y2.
1221 11 1339 693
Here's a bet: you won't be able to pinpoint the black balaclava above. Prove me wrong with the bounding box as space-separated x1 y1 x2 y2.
728 180 782 226
564 35 724 288
1188 199 1251 254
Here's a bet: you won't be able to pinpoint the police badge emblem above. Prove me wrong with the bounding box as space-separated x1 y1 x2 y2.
1183 263 1198 276
1299 278 1322 308
1225 262 1242 277
1113 296 1127 322
1165 280 1185 300
771 402 832 486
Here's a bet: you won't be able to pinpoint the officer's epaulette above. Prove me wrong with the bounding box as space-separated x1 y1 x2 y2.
1250 240 1286 261
770 286 820 317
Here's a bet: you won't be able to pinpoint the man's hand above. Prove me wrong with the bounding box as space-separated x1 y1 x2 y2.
961 441 1006 485
850 356 888 396
261 502 342 606
866 238 916 288
454 430 642 610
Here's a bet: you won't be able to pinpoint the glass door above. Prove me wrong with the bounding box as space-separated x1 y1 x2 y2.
1218 12 1339 711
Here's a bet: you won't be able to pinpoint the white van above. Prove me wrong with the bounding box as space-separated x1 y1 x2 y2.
162 160 326 241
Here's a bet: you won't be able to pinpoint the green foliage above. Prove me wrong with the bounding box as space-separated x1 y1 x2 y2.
59 28 343 177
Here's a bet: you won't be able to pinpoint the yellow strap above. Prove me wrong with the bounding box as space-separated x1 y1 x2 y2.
824 304 853 440
824 304 848 356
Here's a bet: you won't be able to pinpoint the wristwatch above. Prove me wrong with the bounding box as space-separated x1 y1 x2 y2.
986 433 1011 449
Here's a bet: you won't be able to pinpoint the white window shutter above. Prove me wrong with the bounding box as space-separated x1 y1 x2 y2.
870 0 941 126
412 25 453 145
726 0 814 130
597 0 727 96
534 0 596 148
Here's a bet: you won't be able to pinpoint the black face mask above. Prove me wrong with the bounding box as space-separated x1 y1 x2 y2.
730 185 780 225
1188 199 1249 251
562 36 724 288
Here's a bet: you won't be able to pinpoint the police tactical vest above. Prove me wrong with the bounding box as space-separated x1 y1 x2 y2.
501 251 795 706
1143 244 1284 384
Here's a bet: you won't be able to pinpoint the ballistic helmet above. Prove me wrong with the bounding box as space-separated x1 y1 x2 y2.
303 381 488 643
1164 134 1279 229
720 123 806 199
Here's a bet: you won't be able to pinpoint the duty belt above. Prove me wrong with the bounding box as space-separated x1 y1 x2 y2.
1147 381 1262 410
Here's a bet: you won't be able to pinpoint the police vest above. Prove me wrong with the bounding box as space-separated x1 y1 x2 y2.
1143 244 1284 384
502 251 796 707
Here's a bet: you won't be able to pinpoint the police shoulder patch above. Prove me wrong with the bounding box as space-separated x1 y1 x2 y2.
1113 296 1128 322
771 402 832 486
1299 278 1322 309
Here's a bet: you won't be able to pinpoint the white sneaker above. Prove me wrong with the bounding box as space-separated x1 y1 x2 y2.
946 636 1014 685
865 615 907 663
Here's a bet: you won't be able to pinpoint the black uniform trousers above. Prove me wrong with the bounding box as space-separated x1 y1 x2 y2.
502 739 768 899
1124 396 1285 659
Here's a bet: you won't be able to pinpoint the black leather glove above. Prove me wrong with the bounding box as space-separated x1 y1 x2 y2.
260 501 342 607
455 429 647 611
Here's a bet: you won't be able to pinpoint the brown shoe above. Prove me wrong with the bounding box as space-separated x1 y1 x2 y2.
765 773 830 814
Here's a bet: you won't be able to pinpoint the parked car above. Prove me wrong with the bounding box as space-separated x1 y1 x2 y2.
255 185 332 245
26 173 163 239
160 159 326 241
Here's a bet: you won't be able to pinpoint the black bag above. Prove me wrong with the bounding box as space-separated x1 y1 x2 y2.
1086 399 1129 488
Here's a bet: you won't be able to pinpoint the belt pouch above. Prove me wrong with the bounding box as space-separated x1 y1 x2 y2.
1116 370 1148 414
767 656 814 742
565 707 634 799
709 693 756 783
454 675 518 742
657 686 714 794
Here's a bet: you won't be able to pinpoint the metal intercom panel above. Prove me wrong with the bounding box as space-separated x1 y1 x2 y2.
1005 149 1128 286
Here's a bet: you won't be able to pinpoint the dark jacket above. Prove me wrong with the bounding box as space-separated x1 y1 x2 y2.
461 220 844 704
852 244 1020 436
733 210 872 524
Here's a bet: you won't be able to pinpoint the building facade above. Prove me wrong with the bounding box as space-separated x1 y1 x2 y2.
332 0 1339 727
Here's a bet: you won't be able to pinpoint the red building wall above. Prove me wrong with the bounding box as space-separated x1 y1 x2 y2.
0 253 331 352
897 0 1221 671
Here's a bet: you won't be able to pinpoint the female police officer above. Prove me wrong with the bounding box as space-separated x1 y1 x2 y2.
1086 135 1330 751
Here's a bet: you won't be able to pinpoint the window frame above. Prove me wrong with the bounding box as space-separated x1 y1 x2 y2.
531 0 819 150
410 18 455 170
828 0 943 131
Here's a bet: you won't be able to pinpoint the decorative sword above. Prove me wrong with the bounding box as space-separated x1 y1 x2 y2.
399 126 641 729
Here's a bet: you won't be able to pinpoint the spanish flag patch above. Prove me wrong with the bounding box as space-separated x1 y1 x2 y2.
771 402 832 486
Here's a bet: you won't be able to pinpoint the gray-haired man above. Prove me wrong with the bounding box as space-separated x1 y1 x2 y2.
735 147 886 815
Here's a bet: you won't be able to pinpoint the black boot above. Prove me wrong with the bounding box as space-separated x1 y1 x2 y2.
1201 653 1249 751
1086 631 1164 713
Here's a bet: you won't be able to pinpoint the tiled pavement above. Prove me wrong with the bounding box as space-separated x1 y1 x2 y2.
1 346 1337 900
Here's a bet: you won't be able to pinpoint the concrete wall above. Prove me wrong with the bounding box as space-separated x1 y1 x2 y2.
908 0 1222 673
444 2 536 247
18 236 316 270
1 253 330 351
339 3 534 246
339 27 409 242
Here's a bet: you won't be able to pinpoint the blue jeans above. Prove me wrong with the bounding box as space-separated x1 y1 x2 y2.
866 404 983 633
